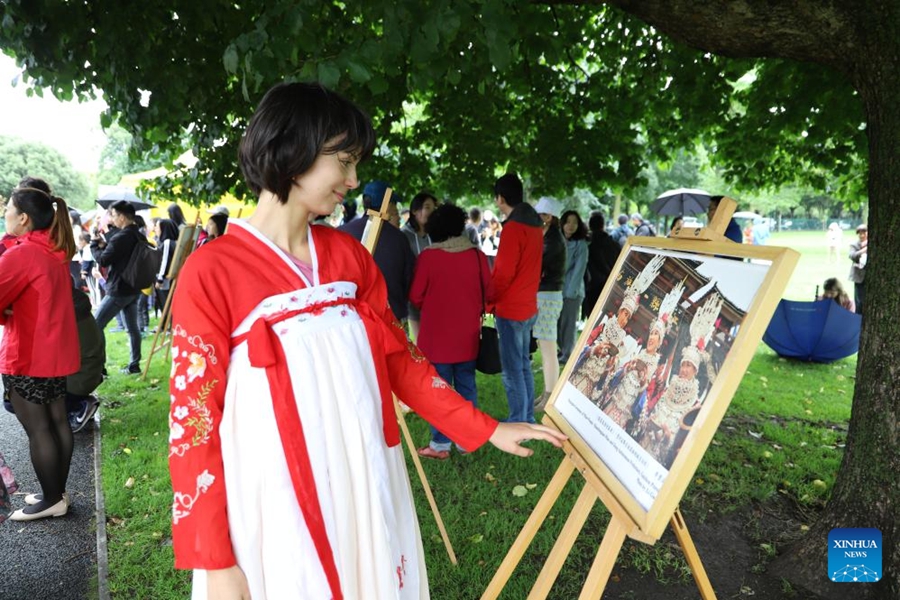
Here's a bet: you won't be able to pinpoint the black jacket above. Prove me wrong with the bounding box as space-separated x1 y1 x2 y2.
539 223 567 292
584 231 621 309
91 224 143 296
338 217 415 321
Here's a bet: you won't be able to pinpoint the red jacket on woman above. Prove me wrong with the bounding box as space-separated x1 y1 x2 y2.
0 229 80 377
409 237 493 364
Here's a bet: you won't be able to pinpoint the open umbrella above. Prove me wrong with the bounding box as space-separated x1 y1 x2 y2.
733 211 762 220
651 188 711 216
97 190 156 211
762 299 861 363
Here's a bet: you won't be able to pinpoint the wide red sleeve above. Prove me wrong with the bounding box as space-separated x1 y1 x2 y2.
167 256 236 570
356 244 499 452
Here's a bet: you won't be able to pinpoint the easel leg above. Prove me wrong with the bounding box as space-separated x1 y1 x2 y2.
142 279 177 380
527 483 597 599
670 507 717 600
393 398 457 565
481 459 576 600
577 515 628 600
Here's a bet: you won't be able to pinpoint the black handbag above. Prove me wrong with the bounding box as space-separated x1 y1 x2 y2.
474 250 503 374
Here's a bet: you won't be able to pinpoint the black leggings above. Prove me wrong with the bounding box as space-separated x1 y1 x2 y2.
9 389 73 507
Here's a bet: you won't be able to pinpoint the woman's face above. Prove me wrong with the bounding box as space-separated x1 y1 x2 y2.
289 142 360 216
414 198 436 231
205 219 219 238
679 360 698 380
562 214 579 238
4 200 28 236
647 327 662 352
539 213 552 227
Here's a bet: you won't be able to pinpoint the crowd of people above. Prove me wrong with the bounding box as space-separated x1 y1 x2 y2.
0 79 872 598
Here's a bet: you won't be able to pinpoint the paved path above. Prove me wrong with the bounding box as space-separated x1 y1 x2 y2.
0 409 98 600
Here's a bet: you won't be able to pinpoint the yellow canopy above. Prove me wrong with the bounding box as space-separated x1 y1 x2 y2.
117 167 257 225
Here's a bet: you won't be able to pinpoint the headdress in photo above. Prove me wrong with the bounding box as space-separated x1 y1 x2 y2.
621 254 666 315
681 292 723 369
651 280 685 337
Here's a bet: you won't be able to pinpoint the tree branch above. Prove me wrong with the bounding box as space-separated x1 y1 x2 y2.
540 0 861 73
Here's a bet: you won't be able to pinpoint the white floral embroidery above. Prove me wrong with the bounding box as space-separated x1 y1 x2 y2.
432 376 450 389
170 422 185 442
173 406 189 420
172 469 216 524
186 352 207 382
197 470 215 489
174 375 187 391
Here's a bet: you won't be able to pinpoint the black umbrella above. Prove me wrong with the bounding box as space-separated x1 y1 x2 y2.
651 188 711 216
97 190 156 211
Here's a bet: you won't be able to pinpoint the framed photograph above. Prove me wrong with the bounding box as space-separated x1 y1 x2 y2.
546 237 797 539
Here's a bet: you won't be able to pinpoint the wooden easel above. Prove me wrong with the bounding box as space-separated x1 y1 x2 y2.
141 221 201 380
481 419 715 600
482 199 743 599
360 189 458 565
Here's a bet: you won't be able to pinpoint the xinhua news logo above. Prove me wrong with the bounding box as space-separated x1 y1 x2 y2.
828 528 881 583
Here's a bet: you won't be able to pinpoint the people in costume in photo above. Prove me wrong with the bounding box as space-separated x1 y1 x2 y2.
167 82 566 600
602 280 684 432
640 292 723 468
570 254 665 403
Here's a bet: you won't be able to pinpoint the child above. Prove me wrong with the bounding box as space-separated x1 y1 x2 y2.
168 82 565 600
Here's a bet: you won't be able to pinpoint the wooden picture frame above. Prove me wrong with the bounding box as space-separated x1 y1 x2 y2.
545 236 799 541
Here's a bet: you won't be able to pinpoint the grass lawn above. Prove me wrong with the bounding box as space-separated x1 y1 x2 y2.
96 233 854 598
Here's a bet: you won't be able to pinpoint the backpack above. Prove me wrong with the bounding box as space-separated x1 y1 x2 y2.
121 236 163 290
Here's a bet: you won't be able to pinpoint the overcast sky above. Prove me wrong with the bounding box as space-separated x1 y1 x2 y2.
0 53 108 173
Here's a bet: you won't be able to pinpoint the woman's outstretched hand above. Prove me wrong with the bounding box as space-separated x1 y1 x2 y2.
206 565 252 600
489 423 568 457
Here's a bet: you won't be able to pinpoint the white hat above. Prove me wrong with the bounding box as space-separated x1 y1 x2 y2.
681 345 702 369
206 206 230 217
620 290 639 316
483 209 497 222
534 197 561 218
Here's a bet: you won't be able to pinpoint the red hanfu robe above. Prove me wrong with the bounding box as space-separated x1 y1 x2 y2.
168 220 498 599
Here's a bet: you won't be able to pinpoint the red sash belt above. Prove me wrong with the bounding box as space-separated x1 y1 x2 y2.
229 296 408 599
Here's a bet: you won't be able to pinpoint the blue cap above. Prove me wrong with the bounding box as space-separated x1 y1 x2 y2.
363 180 390 210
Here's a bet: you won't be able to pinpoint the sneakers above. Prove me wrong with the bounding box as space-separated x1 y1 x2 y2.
534 391 551 412
120 365 141 375
417 446 450 460
71 395 101 433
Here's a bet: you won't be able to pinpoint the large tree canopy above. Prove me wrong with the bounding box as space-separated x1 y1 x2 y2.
2 2 896 599
0 0 865 204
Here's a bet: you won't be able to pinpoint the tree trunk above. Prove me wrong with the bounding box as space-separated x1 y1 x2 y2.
770 44 900 599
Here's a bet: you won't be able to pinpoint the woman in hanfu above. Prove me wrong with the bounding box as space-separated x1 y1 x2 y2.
167 82 566 600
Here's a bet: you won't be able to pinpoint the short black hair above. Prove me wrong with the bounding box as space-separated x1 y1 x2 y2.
494 173 523 206
469 206 482 222
239 82 376 203
109 200 136 219
588 211 606 234
425 203 467 243
560 210 588 240
617 214 628 226
407 192 438 232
